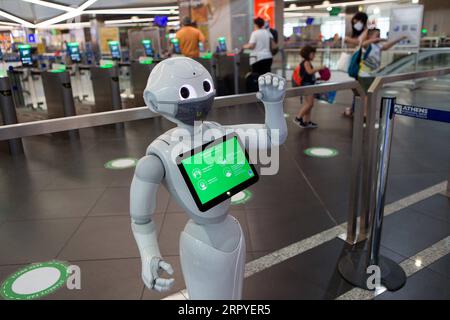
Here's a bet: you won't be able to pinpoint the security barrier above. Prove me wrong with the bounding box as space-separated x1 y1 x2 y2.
338 96 450 291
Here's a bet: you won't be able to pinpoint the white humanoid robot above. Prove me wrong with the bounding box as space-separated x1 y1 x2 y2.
130 57 287 299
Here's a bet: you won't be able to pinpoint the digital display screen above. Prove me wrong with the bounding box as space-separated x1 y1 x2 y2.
171 38 180 54
217 37 227 52
108 41 121 60
18 44 32 66
67 42 81 63
199 41 205 52
142 39 154 57
178 134 258 211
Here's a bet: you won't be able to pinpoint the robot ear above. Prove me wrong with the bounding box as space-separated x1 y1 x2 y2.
143 91 158 111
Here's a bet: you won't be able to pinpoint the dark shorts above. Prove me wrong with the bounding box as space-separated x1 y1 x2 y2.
301 81 316 87
251 58 273 76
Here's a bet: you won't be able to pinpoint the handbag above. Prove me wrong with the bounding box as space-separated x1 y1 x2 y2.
270 39 279 56
336 52 351 71
348 48 362 79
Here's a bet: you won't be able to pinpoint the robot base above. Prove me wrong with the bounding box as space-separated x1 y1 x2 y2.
180 215 246 300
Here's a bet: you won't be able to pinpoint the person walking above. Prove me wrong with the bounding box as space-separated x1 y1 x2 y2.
176 16 206 58
243 17 277 75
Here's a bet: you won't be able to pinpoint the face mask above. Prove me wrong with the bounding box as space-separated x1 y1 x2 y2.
354 22 364 32
175 93 215 126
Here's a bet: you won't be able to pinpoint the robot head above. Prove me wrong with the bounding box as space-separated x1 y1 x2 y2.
143 57 215 126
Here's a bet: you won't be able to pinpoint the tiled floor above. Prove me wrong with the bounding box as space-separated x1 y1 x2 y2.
0 87 449 300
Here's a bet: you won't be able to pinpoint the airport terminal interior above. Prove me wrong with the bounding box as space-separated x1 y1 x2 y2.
0 0 449 301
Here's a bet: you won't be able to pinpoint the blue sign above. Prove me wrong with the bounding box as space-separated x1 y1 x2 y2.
28 34 36 43
154 16 168 27
394 103 450 124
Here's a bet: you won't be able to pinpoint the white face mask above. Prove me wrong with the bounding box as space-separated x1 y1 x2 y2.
354 22 364 32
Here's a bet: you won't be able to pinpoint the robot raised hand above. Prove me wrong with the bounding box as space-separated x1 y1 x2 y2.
130 57 287 299
256 73 286 103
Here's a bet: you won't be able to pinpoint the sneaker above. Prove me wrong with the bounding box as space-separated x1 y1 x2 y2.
293 117 308 128
308 121 318 128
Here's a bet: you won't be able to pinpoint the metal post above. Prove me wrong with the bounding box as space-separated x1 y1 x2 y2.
109 66 122 111
340 94 364 244
0 77 24 155
27 69 39 110
367 97 396 265
233 54 239 95
60 71 79 139
359 91 380 241
338 97 406 292
109 66 124 131
59 72 76 117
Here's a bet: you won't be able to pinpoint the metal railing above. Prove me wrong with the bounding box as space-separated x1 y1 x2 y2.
0 80 364 140
354 67 450 243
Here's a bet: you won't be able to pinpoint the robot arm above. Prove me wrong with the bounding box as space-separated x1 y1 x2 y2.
225 73 287 151
130 154 174 292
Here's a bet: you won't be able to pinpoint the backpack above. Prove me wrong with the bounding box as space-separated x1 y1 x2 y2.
292 63 303 87
348 45 372 79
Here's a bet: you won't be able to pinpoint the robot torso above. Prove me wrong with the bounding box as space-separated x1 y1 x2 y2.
146 121 231 225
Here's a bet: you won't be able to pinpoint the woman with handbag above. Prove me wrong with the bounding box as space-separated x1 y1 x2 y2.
343 12 369 117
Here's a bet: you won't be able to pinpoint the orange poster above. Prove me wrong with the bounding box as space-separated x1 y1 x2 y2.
253 0 275 28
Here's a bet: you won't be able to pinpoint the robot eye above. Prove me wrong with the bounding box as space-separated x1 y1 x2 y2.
180 87 190 99
203 79 212 93
179 84 197 100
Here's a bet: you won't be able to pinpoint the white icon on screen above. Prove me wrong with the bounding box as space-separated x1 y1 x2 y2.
198 180 207 191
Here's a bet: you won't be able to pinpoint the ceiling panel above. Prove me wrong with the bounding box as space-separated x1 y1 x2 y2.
0 0 178 26
0 0 63 24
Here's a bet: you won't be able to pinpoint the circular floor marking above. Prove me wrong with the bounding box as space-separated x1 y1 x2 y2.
1 261 69 300
231 190 252 205
304 147 339 158
105 157 138 169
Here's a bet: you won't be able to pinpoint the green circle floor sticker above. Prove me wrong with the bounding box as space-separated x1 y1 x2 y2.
1 261 69 300
231 190 252 205
304 147 338 158
105 157 138 169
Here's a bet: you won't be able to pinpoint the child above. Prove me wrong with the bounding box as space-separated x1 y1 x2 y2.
359 28 407 91
293 46 325 129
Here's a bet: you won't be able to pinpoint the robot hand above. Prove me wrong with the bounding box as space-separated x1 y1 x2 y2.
256 73 286 103
143 256 175 292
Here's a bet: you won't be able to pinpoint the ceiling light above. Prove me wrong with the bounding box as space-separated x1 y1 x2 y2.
105 17 153 25
39 22 91 29
21 0 75 12
327 7 333 12
314 0 397 9
284 5 312 12
0 21 20 26
83 10 178 15
323 0 331 5
373 7 381 14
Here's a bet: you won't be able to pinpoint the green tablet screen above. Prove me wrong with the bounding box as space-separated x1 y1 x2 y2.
180 136 256 205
